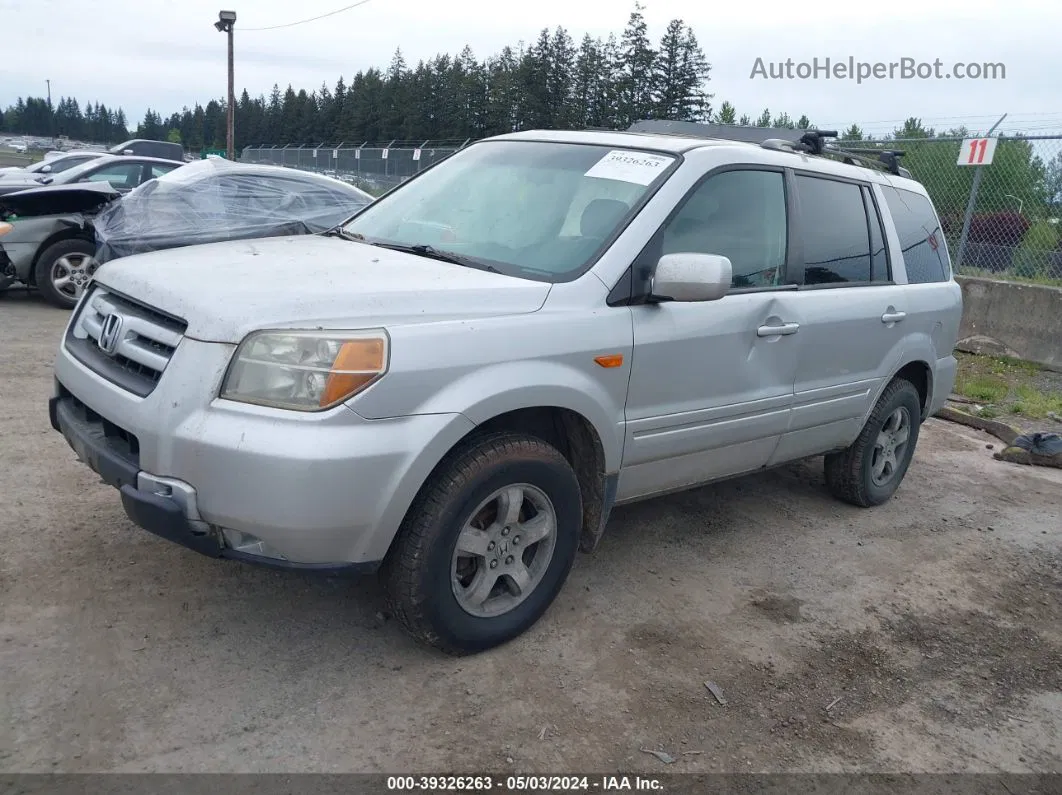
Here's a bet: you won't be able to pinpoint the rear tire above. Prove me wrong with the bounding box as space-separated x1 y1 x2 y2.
34 238 97 309
384 433 582 656
824 378 922 507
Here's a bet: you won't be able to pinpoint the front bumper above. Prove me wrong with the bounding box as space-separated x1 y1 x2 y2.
50 353 475 569
0 238 36 282
48 392 379 572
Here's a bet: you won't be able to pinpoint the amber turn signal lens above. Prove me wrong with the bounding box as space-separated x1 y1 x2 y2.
0 222 12 237
320 337 387 406
594 354 624 368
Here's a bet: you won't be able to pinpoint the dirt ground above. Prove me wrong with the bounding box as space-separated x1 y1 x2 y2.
2 289 1061 775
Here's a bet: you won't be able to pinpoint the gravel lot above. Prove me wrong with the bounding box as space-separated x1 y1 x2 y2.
2 290 1061 775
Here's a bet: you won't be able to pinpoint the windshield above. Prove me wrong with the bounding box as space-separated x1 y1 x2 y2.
342 141 675 281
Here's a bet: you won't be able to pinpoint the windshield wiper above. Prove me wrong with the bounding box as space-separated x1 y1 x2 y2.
371 242 501 273
322 226 365 243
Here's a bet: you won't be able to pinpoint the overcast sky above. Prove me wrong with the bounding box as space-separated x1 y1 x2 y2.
2 0 1060 138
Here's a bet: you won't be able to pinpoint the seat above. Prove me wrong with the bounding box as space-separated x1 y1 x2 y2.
580 198 629 240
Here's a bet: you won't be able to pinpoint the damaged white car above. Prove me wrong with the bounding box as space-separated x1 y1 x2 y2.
0 159 373 308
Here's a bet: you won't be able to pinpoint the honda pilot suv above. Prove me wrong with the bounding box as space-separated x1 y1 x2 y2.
49 126 962 655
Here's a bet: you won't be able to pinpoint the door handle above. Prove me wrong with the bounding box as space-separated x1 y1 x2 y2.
757 322 800 337
881 311 907 324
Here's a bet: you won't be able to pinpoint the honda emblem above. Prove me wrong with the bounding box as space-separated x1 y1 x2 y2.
98 313 124 356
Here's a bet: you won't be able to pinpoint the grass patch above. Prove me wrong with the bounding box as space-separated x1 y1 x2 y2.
1010 384 1062 419
954 352 1062 424
956 374 1008 402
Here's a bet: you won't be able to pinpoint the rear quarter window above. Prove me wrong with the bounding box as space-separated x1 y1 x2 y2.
881 186 951 283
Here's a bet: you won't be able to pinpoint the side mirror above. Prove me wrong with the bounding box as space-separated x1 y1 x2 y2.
40 164 52 173
650 253 733 302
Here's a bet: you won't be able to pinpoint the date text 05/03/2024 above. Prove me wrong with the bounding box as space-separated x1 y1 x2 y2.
385 775 665 791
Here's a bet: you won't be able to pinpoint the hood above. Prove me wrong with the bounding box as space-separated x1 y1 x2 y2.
0 182 120 218
92 235 552 343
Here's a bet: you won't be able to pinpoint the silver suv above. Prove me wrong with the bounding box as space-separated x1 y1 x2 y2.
49 127 962 654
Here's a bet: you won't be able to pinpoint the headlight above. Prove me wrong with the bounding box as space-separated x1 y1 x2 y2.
221 329 389 411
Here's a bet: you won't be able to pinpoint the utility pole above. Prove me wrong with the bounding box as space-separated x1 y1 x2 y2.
215 10 237 160
46 79 53 144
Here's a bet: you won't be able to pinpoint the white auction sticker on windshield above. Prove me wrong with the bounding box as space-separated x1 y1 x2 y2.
584 150 672 185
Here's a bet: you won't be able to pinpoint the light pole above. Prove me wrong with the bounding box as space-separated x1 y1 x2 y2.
46 79 53 144
215 10 236 160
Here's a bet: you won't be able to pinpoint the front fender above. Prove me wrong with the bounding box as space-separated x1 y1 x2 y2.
410 359 626 473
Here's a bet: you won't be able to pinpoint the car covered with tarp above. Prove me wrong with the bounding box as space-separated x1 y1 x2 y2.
0 158 374 308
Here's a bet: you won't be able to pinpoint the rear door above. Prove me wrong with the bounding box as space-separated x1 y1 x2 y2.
877 183 964 402
770 172 908 464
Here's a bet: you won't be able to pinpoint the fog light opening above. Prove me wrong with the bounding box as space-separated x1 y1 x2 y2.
221 528 288 561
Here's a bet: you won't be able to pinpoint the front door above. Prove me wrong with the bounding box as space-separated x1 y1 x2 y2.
619 166 803 502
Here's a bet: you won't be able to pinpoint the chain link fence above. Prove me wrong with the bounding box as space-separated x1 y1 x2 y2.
841 134 1062 284
243 133 1062 285
240 141 467 196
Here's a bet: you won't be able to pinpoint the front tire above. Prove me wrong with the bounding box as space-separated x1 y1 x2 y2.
824 378 922 507
34 238 98 309
384 433 582 655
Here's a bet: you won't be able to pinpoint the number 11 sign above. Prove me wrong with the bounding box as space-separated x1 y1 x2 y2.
958 137 998 166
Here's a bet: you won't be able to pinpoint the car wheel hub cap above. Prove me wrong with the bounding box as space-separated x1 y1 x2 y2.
450 484 558 618
871 407 911 486
52 253 97 300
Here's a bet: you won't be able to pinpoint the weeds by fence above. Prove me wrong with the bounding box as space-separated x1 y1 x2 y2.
242 133 1062 284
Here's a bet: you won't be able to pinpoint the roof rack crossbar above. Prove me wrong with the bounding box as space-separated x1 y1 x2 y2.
622 119 912 178
791 129 839 156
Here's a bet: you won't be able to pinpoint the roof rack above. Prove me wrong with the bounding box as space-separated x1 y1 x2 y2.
625 119 911 178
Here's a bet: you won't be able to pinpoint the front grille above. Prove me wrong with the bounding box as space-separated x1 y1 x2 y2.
64 284 188 397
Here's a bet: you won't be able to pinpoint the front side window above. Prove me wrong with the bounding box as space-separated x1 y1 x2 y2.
342 141 676 281
796 175 873 284
659 169 788 289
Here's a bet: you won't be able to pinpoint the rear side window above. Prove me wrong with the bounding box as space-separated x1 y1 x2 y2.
794 175 872 285
880 186 950 283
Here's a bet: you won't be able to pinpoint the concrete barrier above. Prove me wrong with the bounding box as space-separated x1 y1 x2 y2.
956 276 1062 371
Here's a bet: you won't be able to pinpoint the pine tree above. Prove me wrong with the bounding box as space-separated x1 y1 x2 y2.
716 101 737 124
382 49 408 139
459 46 488 138
547 28 577 129
572 35 601 129
279 85 298 144
756 108 772 127
616 2 657 127
841 124 864 141
738 114 751 126
331 77 347 141
519 29 554 129
796 114 811 130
